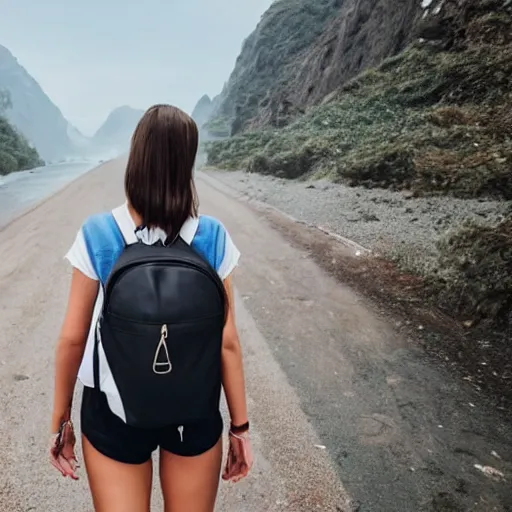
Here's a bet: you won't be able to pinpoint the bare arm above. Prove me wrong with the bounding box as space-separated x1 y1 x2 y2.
51 268 98 433
221 275 248 427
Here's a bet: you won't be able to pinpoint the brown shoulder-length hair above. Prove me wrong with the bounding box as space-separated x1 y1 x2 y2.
125 104 199 241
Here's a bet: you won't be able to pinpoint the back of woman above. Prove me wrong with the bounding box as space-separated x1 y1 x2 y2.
49 104 253 512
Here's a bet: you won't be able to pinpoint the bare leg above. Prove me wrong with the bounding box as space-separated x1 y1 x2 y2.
160 438 222 512
82 435 153 512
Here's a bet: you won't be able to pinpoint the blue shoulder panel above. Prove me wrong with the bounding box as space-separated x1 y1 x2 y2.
82 212 125 284
191 215 226 272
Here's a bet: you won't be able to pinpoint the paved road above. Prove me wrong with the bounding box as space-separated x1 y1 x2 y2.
0 160 349 512
0 159 510 511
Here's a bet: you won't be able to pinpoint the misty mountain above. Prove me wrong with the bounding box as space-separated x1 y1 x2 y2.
191 93 228 144
67 123 90 151
91 106 144 155
191 94 214 129
0 44 77 162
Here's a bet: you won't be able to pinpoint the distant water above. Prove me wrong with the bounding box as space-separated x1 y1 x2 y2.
0 161 100 229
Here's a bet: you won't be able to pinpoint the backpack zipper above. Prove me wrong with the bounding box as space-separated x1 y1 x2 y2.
178 425 184 443
153 324 172 375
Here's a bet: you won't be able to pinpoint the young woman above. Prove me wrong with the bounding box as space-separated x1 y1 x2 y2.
49 104 253 512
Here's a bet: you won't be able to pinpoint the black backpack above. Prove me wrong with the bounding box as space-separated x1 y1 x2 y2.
85 213 226 429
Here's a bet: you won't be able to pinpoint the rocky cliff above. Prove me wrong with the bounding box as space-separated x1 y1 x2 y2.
205 0 432 135
206 0 512 136
0 45 77 161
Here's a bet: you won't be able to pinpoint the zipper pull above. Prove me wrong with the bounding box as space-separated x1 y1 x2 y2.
153 324 171 375
178 425 184 442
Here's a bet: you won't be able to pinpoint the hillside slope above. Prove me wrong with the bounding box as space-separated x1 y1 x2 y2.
0 45 76 161
209 0 511 198
206 0 512 329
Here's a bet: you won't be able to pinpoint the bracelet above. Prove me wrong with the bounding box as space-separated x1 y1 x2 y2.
52 419 74 439
230 421 249 434
51 419 72 434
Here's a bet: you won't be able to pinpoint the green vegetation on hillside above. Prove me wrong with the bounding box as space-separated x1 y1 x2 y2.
208 39 511 199
206 2 512 328
0 90 43 175
435 215 512 327
204 115 231 138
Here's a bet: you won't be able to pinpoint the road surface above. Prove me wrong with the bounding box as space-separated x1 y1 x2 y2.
0 159 510 511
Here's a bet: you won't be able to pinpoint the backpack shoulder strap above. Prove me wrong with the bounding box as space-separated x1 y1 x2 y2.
82 212 126 285
190 215 226 272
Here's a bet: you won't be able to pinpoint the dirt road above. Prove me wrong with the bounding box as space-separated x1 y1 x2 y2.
0 160 510 511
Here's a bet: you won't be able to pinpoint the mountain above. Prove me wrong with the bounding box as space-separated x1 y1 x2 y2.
90 106 144 156
0 44 76 161
67 123 90 151
0 45 146 164
191 94 214 129
191 93 228 145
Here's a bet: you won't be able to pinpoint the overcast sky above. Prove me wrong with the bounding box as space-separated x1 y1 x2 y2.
0 0 273 135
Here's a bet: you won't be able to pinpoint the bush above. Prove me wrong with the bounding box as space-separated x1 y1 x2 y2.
433 215 512 326
0 116 43 175
0 149 18 174
342 146 416 190
248 145 316 178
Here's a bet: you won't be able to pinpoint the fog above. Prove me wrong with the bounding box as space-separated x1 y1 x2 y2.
0 0 273 136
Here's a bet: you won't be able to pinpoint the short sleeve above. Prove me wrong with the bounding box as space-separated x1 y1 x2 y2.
191 216 241 281
64 228 99 281
217 227 241 280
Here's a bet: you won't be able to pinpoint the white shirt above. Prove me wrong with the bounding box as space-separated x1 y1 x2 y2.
65 202 240 388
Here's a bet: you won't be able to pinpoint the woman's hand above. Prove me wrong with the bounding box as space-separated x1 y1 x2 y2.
50 268 97 480
222 431 253 483
49 420 79 480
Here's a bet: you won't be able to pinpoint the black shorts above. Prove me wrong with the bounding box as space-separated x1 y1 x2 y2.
80 386 223 465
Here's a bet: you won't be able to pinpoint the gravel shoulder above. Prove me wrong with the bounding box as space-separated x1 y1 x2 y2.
201 168 512 412
204 169 510 276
